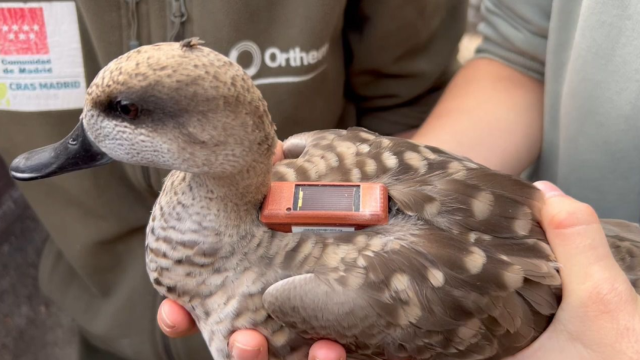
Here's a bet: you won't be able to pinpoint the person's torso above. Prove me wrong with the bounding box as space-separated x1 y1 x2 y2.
532 0 640 222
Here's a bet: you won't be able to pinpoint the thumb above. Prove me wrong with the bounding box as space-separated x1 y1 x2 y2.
534 181 628 299
272 141 284 165
228 330 269 360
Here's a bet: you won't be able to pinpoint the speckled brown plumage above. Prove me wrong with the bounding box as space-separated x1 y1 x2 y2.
44 40 640 360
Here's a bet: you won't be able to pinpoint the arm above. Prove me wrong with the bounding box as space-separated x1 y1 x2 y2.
411 0 552 175
412 58 543 175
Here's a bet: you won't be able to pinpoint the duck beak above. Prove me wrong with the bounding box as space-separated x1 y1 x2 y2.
10 121 113 181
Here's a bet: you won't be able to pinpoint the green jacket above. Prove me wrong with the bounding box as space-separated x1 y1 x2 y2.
0 1 466 359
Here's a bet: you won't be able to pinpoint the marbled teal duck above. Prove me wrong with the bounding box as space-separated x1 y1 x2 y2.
10 38 640 360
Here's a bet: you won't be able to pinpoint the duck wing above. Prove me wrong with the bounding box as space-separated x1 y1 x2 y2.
601 219 640 291
268 127 640 359
264 216 559 359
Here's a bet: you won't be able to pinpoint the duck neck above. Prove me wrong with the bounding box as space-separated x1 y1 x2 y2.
155 159 272 251
195 163 272 227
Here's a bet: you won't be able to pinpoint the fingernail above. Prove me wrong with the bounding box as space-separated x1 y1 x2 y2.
230 341 262 360
160 306 176 330
534 181 565 199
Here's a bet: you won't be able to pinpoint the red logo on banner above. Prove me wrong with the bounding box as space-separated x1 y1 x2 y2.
0 7 49 55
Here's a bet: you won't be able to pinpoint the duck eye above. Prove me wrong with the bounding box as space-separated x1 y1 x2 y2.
115 100 140 120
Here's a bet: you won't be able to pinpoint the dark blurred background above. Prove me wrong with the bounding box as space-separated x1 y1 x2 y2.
0 157 77 360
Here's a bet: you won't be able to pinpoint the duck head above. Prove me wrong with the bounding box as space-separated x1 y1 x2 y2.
10 38 277 181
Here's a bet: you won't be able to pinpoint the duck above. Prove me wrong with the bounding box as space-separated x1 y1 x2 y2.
9 38 640 360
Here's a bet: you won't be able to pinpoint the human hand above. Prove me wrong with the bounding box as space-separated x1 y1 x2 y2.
504 181 640 359
158 297 346 360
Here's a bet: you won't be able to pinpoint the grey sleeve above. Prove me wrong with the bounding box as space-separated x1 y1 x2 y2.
474 0 552 80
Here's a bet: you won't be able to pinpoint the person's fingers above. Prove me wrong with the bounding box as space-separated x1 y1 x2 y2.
534 181 631 300
157 298 199 338
228 330 269 360
272 141 284 164
308 340 347 360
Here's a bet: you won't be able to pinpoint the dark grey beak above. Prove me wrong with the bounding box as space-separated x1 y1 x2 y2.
10 121 113 181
